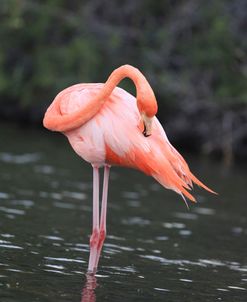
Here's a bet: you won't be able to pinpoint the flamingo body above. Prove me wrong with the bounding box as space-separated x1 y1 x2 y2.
43 65 214 272
52 83 212 201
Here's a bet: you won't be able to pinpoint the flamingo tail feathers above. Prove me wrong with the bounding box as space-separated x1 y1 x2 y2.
152 163 217 203
149 148 216 203
188 172 217 195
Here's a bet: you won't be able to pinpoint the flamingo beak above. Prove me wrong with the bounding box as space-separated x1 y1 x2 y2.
142 113 153 137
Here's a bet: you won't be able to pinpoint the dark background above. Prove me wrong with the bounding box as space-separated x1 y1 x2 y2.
0 0 246 162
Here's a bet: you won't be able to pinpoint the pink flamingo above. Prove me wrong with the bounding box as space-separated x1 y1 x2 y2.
43 64 215 273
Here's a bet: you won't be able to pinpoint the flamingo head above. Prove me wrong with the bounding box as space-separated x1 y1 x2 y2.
137 97 157 137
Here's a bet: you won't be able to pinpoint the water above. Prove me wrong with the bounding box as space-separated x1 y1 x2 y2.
0 122 246 301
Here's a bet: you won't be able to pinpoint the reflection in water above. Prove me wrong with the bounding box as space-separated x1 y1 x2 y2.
81 273 98 302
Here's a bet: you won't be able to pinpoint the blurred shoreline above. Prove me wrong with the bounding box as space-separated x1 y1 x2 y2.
1 99 246 164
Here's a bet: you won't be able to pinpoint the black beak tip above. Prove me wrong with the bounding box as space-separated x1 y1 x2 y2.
142 123 151 137
142 130 151 137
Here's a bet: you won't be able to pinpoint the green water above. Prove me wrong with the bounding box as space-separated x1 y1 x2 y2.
0 122 246 301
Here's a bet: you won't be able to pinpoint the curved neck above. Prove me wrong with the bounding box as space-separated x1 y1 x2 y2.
43 65 158 132
99 65 157 115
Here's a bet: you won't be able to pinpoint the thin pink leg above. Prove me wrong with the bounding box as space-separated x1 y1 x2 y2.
95 165 110 268
88 165 100 273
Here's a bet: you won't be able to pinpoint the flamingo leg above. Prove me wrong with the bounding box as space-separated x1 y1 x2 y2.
88 165 100 273
94 165 110 269
88 165 110 273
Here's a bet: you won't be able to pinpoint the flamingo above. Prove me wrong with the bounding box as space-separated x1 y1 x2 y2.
43 64 215 273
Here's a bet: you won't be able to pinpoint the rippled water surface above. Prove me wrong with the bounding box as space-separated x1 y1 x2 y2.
0 122 247 301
